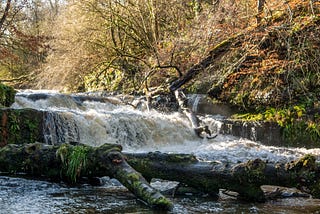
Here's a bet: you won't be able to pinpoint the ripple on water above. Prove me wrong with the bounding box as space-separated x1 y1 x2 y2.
1 167 320 213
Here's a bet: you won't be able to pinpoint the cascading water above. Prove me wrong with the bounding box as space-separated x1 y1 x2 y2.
11 90 320 163
2 90 320 213
12 90 197 149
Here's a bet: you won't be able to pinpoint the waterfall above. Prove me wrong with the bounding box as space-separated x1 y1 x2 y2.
13 91 198 149
44 111 80 145
11 90 320 164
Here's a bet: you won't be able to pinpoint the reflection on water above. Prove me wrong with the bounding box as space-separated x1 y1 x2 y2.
1 176 320 214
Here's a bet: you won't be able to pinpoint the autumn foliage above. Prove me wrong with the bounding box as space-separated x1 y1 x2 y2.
1 0 319 112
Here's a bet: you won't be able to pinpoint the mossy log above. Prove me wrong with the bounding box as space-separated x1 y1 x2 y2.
125 152 320 202
1 142 320 205
0 143 173 210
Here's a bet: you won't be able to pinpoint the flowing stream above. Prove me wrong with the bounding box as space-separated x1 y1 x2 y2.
1 90 320 213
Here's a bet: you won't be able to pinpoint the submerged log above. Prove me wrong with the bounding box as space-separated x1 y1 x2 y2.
0 143 173 210
1 142 320 204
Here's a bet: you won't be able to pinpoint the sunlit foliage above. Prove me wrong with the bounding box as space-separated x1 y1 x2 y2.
0 0 60 88
36 0 259 92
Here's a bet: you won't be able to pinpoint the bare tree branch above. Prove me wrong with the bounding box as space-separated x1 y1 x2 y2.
0 0 12 33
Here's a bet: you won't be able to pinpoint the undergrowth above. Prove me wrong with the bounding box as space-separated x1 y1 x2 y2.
56 144 89 183
207 1 320 111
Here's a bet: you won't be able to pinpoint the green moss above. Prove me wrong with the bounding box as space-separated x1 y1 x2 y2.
209 33 240 54
99 143 122 154
233 159 267 202
231 113 264 121
0 83 16 107
127 172 173 210
245 159 267 183
1 109 44 146
270 10 286 22
286 154 316 171
25 143 42 154
127 172 140 181
25 118 39 143
232 106 320 146
166 154 198 163
285 154 320 196
8 113 20 143
150 196 173 210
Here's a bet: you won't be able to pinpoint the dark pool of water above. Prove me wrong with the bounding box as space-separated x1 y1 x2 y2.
1 176 320 214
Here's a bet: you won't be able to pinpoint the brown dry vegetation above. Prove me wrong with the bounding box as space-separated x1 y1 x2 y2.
34 0 261 92
1 0 319 112
32 0 319 112
197 0 320 110
0 0 59 87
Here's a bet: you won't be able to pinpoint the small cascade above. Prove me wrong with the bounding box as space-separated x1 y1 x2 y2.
44 111 80 145
190 94 201 112
13 91 197 149
10 90 320 164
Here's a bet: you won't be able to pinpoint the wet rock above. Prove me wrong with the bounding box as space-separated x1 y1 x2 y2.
219 119 284 146
0 108 45 147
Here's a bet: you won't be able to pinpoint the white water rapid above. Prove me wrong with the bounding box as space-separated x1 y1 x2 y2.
12 90 320 164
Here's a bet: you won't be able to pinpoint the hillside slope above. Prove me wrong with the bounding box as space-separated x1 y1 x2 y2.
188 0 320 111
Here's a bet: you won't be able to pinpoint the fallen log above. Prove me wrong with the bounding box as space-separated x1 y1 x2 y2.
125 152 320 202
0 143 173 210
1 142 320 204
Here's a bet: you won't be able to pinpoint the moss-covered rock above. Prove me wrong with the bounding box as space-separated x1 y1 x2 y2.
0 83 16 107
0 108 45 147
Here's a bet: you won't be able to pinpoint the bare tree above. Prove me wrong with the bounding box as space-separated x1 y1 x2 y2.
0 0 53 87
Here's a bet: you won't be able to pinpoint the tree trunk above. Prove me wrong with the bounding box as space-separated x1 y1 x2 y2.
0 143 173 210
256 0 266 24
174 89 217 138
169 34 242 91
0 0 11 32
125 152 320 202
0 142 320 205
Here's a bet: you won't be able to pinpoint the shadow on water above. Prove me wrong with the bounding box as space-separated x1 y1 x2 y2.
1 176 320 214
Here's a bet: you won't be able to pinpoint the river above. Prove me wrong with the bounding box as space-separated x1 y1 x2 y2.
1 90 320 213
